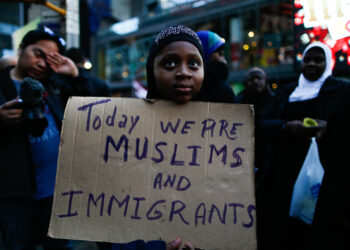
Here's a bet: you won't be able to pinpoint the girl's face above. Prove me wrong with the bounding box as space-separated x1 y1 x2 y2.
153 41 204 104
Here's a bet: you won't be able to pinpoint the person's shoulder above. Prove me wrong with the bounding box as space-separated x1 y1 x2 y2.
0 67 15 91
235 91 245 103
280 81 297 91
325 76 350 92
0 66 13 77
275 82 297 99
328 75 350 85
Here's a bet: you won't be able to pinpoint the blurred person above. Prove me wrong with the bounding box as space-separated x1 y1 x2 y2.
65 47 111 97
236 67 275 250
236 67 274 170
0 28 92 249
236 67 273 117
0 56 17 70
196 30 235 103
259 41 350 250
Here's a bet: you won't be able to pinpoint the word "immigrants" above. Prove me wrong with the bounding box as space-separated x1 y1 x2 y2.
58 190 255 228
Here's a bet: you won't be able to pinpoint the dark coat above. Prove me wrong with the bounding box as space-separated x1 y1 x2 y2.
88 75 111 97
259 76 350 250
203 77 235 103
0 66 91 199
235 89 275 171
78 67 111 97
202 61 235 104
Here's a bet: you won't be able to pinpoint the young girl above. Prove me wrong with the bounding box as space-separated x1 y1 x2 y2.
146 25 205 103
99 25 205 250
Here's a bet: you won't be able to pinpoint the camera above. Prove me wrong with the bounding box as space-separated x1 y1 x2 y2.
19 77 48 136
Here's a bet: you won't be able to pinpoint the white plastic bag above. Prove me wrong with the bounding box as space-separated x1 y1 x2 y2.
289 137 324 224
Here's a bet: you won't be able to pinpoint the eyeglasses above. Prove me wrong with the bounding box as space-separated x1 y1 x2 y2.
42 26 66 47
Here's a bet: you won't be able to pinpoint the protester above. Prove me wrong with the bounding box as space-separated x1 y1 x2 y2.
236 67 275 250
146 24 205 249
196 30 235 103
98 24 204 250
0 27 92 249
65 47 111 97
259 41 350 250
236 67 274 171
236 67 273 116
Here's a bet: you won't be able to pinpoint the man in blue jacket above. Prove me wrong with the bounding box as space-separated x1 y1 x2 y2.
0 27 92 249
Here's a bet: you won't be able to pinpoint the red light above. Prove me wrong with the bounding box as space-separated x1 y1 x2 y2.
294 0 302 8
347 56 350 65
312 26 321 36
294 17 303 26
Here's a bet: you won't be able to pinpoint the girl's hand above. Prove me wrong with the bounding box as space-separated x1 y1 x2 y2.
167 237 195 250
46 52 79 77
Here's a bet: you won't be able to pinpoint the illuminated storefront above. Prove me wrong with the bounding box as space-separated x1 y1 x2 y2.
96 0 297 96
294 0 350 75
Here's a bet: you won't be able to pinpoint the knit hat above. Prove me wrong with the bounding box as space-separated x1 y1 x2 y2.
246 67 266 78
196 30 225 61
146 25 204 99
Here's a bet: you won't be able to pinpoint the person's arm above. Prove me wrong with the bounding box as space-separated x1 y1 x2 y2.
283 119 327 140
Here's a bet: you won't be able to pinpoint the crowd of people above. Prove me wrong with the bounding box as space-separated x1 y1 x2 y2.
0 24 349 250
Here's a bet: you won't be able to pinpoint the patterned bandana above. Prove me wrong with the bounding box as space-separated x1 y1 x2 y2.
146 25 204 99
155 25 202 46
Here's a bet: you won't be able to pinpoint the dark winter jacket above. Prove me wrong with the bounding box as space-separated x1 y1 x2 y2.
0 66 91 199
259 76 350 249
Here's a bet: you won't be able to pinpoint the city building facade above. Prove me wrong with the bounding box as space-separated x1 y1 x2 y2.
95 0 296 96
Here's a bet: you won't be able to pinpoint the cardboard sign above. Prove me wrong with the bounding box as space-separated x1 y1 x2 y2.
49 97 256 250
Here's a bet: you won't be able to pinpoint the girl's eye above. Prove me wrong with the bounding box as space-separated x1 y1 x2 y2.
163 60 176 68
189 60 200 68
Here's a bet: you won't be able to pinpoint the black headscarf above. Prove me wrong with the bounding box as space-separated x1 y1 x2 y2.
146 25 205 101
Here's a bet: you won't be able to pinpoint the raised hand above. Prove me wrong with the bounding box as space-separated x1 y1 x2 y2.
46 52 79 77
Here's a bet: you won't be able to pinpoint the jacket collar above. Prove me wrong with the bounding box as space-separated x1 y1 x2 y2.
0 66 17 100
